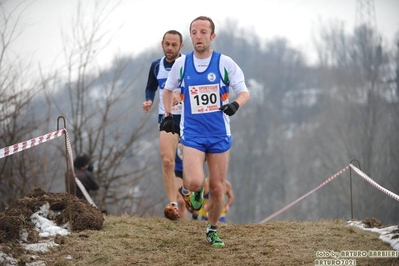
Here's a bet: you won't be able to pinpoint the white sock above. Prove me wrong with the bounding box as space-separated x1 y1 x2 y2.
171 202 178 208
207 224 217 233
181 186 190 195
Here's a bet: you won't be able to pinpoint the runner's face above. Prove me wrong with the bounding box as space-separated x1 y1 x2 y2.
190 20 214 54
162 34 182 62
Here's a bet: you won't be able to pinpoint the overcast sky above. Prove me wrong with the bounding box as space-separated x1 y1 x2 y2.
4 0 399 72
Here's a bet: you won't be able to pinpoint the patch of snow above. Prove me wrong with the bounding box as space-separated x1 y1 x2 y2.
348 220 399 251
21 241 59 253
0 203 71 265
30 203 69 238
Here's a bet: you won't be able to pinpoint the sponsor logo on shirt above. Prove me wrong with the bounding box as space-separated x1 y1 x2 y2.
190 87 198 95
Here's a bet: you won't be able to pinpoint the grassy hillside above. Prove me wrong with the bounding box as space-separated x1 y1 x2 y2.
33 216 398 266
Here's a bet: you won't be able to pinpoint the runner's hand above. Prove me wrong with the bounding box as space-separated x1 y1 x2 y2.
142 100 152 113
160 116 175 134
219 101 239 116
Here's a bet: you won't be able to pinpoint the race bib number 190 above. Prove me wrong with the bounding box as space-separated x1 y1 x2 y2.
189 84 220 114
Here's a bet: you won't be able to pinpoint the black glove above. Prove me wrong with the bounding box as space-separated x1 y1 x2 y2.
160 115 175 134
219 101 239 116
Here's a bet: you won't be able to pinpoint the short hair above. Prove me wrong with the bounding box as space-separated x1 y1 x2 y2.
163 30 183 44
189 16 215 34
74 153 91 168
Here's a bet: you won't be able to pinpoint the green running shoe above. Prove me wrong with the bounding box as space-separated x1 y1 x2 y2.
206 230 225 247
190 187 204 211
178 187 195 213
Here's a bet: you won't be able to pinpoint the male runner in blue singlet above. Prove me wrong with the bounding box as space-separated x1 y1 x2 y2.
162 17 250 246
142 30 188 220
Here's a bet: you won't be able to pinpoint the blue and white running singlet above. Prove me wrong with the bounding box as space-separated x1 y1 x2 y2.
179 51 231 138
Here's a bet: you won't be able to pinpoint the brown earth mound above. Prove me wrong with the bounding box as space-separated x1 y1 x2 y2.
0 187 104 243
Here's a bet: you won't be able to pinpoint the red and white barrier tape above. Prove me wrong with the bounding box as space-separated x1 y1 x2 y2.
258 164 399 224
349 164 399 202
0 129 66 159
64 129 97 207
0 128 97 207
258 165 350 224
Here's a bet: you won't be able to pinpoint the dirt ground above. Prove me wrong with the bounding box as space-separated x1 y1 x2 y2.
1 188 398 265
0 187 103 249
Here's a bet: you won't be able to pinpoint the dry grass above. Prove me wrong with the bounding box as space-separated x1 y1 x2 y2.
34 215 399 266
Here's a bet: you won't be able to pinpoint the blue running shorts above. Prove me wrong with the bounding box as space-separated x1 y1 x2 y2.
182 136 232 153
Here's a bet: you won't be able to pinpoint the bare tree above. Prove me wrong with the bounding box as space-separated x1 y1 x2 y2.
0 0 50 211
42 0 161 215
311 21 399 223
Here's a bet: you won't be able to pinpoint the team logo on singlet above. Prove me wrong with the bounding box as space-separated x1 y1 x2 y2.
207 73 216 82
